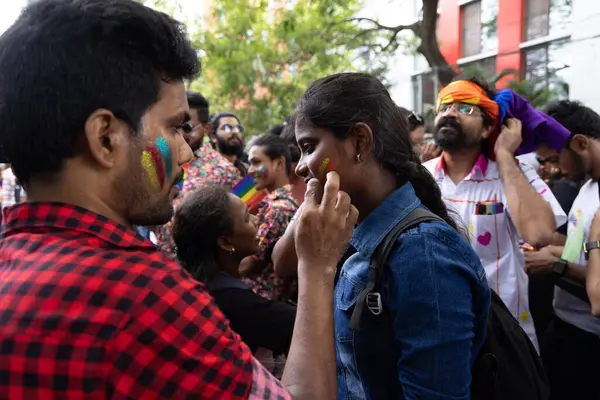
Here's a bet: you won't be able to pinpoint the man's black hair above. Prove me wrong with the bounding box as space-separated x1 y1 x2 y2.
251 134 292 176
544 100 600 140
187 91 209 124
0 0 200 183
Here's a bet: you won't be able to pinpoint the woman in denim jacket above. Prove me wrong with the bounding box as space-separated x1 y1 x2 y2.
273 72 491 399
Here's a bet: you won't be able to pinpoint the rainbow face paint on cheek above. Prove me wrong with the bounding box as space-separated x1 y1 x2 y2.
142 150 161 191
141 142 166 192
257 165 268 178
156 137 173 180
318 157 335 180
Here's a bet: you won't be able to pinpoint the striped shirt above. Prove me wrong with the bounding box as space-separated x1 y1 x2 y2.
424 154 566 349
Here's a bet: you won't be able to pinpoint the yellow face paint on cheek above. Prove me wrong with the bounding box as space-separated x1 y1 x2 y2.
141 150 160 191
318 157 335 180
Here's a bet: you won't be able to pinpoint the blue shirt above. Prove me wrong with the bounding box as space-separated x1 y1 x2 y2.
334 183 490 399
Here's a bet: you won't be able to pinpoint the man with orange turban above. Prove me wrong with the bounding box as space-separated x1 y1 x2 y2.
424 77 567 350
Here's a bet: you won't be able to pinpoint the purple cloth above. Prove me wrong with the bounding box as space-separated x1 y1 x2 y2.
493 89 571 155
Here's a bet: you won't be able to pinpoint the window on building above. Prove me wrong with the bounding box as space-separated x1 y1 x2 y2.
461 1 481 57
412 72 437 115
460 56 498 81
461 0 498 57
524 0 572 41
523 39 570 99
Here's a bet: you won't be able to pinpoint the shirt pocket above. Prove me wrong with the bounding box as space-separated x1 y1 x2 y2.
469 210 510 286
335 271 364 343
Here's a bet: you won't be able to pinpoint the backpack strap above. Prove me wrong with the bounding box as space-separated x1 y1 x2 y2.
349 207 445 330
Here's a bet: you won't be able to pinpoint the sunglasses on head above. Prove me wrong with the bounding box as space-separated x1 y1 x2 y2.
408 112 424 125
221 123 244 133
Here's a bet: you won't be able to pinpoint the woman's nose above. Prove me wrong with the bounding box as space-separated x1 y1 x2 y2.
295 162 308 178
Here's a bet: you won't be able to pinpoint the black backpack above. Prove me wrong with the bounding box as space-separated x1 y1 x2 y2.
348 207 550 400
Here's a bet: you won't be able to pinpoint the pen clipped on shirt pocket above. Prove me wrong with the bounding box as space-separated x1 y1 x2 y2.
475 201 504 216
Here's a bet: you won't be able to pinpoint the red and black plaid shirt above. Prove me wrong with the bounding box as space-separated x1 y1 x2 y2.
0 202 291 399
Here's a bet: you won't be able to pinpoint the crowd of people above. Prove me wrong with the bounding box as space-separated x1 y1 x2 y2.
0 0 599 399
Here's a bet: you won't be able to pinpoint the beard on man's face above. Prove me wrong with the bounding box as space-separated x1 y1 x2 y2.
119 148 185 227
433 116 478 152
217 135 244 156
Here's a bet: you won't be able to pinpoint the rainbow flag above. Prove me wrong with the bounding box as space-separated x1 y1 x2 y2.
232 175 266 209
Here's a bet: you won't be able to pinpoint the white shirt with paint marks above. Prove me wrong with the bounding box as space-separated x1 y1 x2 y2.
424 155 567 350
554 179 600 335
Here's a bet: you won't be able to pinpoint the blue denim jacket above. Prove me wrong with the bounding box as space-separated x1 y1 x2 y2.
335 183 490 399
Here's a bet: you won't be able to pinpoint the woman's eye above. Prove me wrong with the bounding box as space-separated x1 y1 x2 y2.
301 144 313 154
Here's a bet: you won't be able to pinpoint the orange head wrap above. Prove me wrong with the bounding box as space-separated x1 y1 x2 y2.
436 80 499 123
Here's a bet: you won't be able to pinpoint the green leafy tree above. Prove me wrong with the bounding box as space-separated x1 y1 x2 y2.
185 0 385 134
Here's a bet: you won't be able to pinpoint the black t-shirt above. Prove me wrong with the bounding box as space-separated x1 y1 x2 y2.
206 274 296 355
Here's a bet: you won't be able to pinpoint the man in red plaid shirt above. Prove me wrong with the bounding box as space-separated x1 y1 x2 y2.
0 0 358 399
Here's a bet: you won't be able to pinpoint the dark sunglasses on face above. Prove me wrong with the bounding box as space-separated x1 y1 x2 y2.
220 123 244 133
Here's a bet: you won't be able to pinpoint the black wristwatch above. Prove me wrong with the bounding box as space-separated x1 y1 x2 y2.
552 259 568 277
584 240 600 260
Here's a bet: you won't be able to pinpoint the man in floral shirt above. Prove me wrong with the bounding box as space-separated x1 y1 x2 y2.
240 135 298 301
156 92 240 258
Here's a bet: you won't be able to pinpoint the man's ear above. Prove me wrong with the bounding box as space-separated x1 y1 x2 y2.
481 123 495 140
274 156 285 173
570 133 591 153
83 109 129 169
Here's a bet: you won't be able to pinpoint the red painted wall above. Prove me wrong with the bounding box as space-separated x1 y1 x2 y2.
437 0 461 71
496 0 524 87
436 0 525 87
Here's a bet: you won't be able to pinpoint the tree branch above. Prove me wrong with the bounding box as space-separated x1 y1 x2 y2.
350 17 419 33
349 17 420 52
